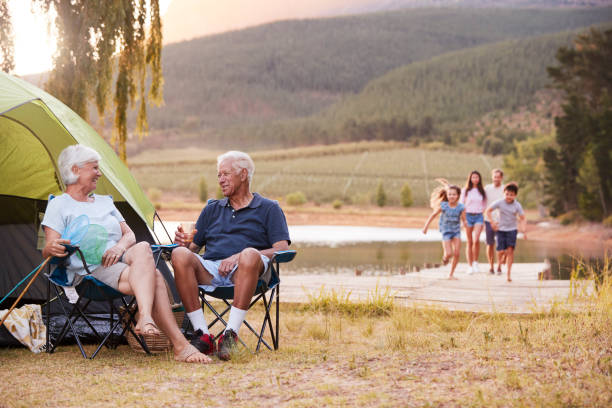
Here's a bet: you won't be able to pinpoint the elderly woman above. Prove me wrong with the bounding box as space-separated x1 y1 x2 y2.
41 144 209 364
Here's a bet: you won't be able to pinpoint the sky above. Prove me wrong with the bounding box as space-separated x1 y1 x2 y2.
7 0 381 75
7 0 173 75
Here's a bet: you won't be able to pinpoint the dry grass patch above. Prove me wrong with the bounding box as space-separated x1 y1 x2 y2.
1 266 611 407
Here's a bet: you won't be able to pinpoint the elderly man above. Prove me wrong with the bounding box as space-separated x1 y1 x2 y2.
172 151 290 360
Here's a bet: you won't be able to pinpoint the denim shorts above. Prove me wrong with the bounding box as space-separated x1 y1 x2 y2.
484 221 497 245
441 230 461 241
496 230 518 251
466 212 484 227
197 254 270 292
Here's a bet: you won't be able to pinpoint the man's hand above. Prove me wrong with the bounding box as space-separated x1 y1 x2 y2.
219 253 240 277
101 244 125 268
174 224 197 247
491 221 499 231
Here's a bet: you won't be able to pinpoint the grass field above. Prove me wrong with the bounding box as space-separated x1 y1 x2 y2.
129 142 502 206
1 266 610 407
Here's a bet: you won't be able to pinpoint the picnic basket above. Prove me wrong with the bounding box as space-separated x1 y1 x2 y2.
122 303 185 353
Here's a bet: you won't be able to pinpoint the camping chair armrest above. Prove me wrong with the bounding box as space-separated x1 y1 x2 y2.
271 250 296 264
151 244 179 263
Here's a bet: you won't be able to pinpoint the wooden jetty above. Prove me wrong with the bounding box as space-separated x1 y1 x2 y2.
280 263 576 314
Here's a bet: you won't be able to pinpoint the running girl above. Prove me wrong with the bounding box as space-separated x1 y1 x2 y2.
423 184 467 280
461 170 486 274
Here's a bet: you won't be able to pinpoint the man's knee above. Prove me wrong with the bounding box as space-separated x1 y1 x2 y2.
239 248 262 272
171 247 195 272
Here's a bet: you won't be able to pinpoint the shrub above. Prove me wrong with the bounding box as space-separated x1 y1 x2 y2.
216 185 224 199
332 199 343 210
198 177 208 202
375 181 387 207
400 183 413 207
603 215 612 228
285 191 307 206
558 210 582 225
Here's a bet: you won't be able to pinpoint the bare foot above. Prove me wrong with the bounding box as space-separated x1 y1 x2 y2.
507 278 512 282
174 344 212 364
448 275 458 280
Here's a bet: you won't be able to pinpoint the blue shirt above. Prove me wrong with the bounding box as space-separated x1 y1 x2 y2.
439 201 464 234
193 193 291 261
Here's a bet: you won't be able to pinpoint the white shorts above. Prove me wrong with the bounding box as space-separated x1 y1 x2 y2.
197 254 270 292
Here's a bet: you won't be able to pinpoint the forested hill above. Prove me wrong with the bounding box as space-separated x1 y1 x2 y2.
143 7 612 150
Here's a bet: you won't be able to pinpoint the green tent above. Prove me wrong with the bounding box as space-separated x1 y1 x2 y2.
0 72 173 310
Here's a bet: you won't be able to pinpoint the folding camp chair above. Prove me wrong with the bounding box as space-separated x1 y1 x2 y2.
198 250 296 353
45 241 177 359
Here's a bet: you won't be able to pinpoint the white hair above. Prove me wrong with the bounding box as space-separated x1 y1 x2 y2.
217 151 255 184
58 144 101 186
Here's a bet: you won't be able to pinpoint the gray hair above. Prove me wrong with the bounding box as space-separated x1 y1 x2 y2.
217 151 255 184
58 144 101 186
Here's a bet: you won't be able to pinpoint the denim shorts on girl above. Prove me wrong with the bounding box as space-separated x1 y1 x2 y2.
197 254 270 292
441 230 461 241
465 212 484 227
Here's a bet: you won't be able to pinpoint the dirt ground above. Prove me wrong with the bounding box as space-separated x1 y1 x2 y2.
157 203 612 249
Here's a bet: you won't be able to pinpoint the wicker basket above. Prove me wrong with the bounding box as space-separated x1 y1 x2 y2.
122 304 185 354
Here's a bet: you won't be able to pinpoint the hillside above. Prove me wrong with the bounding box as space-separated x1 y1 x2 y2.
139 6 612 152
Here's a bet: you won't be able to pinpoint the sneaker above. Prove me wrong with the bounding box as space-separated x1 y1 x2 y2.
217 329 238 361
472 262 479 274
189 329 216 355
466 265 474 275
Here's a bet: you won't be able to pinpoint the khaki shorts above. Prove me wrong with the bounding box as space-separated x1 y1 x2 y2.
73 261 128 290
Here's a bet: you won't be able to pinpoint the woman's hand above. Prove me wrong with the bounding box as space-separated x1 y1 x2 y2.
101 244 125 268
45 238 71 258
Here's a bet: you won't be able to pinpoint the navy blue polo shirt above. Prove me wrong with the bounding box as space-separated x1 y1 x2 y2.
193 193 291 261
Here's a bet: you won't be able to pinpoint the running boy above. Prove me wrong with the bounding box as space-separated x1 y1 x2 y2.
485 182 527 282
484 169 505 274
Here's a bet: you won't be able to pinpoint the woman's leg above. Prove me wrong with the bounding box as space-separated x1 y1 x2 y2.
149 270 211 363
472 224 484 264
118 242 159 335
465 225 474 266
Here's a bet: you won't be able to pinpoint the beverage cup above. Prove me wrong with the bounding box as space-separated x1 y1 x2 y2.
180 222 195 245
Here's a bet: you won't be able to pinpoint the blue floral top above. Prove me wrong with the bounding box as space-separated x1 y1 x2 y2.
439 201 464 234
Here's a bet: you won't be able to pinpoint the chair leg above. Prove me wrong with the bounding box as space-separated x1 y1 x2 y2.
51 285 88 358
275 283 280 350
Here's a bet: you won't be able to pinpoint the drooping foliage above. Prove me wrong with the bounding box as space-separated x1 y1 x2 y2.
0 0 163 162
0 1 14 73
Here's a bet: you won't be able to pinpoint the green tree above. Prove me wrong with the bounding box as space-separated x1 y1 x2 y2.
546 28 612 218
375 181 387 207
198 176 208 202
503 134 552 209
0 0 163 163
400 183 413 207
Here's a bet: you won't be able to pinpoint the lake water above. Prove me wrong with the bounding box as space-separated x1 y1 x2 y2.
157 223 606 279
283 226 607 280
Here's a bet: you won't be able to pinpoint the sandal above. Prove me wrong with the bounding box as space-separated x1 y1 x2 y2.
174 344 211 364
134 318 161 336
